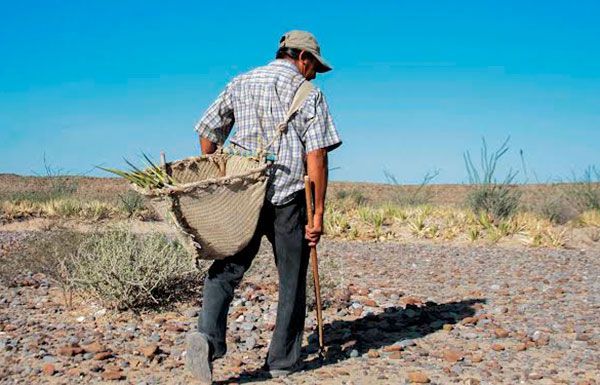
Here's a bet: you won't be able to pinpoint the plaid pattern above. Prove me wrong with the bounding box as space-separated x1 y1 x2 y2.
195 59 341 205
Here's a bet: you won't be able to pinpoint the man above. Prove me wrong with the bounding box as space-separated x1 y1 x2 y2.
186 30 341 383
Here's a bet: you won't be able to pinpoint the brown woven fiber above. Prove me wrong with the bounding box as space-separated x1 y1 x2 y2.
133 153 268 260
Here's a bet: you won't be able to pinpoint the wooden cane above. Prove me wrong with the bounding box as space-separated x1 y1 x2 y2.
304 175 325 357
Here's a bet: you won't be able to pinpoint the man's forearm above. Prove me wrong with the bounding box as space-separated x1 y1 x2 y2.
200 136 218 155
306 149 328 227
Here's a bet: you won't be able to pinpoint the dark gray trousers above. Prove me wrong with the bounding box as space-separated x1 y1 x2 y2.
198 191 310 370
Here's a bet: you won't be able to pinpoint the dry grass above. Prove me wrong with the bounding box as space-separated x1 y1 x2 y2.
323 196 599 248
1 197 155 222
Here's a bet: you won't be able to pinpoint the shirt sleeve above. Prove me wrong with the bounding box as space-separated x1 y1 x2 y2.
301 89 342 153
194 82 235 144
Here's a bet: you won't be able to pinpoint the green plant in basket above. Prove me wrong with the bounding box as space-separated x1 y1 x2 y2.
98 154 178 189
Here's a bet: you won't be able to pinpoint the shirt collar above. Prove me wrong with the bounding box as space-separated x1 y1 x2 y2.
270 59 301 74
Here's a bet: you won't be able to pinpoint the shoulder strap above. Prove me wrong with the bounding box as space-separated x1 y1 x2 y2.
259 81 315 158
283 81 314 124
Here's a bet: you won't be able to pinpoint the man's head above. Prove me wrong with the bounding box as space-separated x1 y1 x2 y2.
276 30 332 81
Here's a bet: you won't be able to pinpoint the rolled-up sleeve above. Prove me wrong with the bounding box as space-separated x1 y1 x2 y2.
301 90 342 153
194 82 235 145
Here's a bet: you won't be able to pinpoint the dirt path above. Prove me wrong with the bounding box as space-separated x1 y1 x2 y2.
0 236 598 384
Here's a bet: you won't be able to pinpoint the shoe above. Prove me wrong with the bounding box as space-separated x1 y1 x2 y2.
268 361 304 378
186 332 212 384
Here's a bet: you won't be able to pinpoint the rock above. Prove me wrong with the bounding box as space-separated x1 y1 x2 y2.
494 328 509 338
389 351 402 359
94 351 113 360
101 369 124 381
464 379 481 385
491 343 505 351
461 317 478 325
363 299 377 307
443 349 464 363
575 333 591 342
349 349 359 358
407 371 430 383
470 353 483 363
367 349 380 358
515 343 527 351
443 324 454 331
528 372 543 380
141 344 159 359
165 322 186 332
81 342 105 354
383 344 402 352
58 346 84 356
42 363 55 375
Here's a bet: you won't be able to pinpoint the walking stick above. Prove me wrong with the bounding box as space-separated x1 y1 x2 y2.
304 175 325 358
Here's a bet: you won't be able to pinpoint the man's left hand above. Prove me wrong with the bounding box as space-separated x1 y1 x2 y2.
305 217 323 247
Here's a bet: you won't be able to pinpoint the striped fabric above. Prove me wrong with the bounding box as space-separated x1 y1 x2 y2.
195 59 341 205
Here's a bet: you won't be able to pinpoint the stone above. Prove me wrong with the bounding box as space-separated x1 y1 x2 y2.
363 299 377 307
349 349 359 358
515 343 527 351
42 363 55 376
94 351 113 360
81 342 105 354
383 344 402 352
367 349 380 358
494 328 509 338
165 322 186 332
389 351 402 359
491 344 505 351
443 324 454 331
407 371 430 383
141 344 159 359
101 369 124 381
58 346 84 356
470 353 483 363
528 372 543 380
443 349 464 363
461 317 478 325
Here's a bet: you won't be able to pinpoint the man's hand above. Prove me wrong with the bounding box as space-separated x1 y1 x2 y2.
200 136 217 155
305 215 323 247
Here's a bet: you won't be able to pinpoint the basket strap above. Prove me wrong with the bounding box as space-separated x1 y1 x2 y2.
258 80 315 159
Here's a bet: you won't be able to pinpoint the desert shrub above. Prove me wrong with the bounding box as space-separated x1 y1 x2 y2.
383 169 439 206
0 230 85 306
119 190 145 218
335 189 368 207
565 166 600 212
464 137 521 222
466 184 520 223
535 193 578 224
71 227 197 309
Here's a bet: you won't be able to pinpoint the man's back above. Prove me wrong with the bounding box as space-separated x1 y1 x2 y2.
196 59 340 205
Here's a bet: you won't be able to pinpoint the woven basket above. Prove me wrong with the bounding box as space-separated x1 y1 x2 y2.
133 153 268 260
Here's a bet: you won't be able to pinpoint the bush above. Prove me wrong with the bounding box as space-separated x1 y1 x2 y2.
119 190 146 218
565 166 600 212
335 189 368 207
383 169 439 206
464 137 521 222
72 227 197 309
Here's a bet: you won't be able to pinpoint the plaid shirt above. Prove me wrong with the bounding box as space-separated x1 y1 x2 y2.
195 59 342 205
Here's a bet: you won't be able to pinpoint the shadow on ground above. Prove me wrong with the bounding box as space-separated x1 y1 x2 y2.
215 297 486 384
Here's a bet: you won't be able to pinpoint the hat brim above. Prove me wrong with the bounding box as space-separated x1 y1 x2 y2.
313 53 332 73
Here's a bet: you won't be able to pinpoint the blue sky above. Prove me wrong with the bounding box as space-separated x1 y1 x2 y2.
1 0 598 184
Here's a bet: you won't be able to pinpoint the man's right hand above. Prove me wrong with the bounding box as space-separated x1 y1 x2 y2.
200 136 217 155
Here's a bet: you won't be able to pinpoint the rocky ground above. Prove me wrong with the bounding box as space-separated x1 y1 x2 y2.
0 231 598 385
